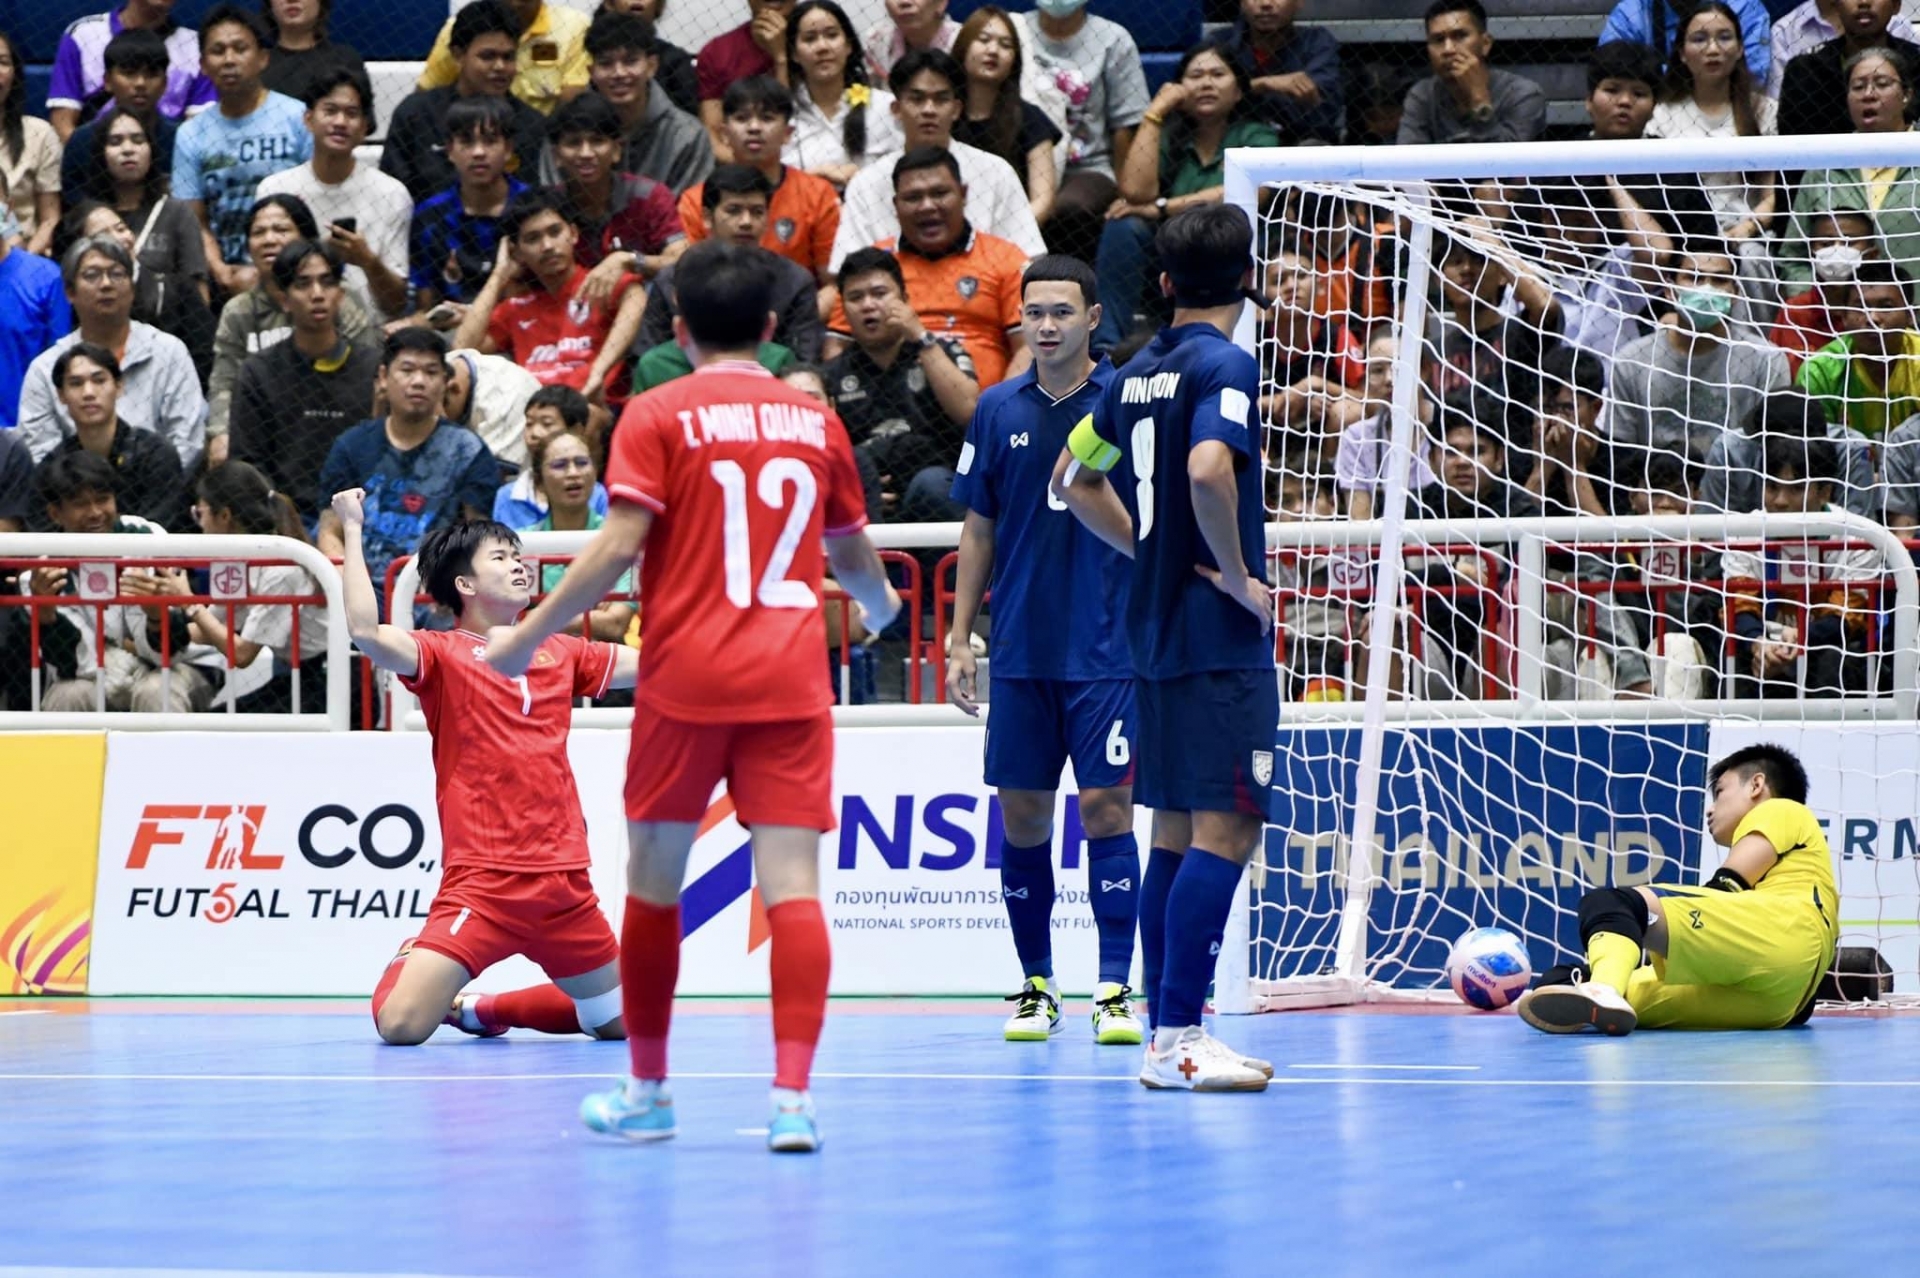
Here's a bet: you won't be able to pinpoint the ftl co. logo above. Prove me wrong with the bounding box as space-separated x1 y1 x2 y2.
127 805 279 870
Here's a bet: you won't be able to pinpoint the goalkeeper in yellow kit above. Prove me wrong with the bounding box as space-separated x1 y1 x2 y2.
1517 744 1837 1035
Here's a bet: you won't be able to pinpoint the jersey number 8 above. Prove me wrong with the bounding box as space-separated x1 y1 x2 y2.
711 458 818 610
1131 418 1155 541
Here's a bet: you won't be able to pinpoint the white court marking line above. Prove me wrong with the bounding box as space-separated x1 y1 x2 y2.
0 1269 481 1278
0 1010 52 1017
1288 1063 1480 1071
3 1071 1920 1088
736 1127 770 1136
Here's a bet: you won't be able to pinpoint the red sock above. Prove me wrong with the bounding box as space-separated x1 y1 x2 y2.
475 984 582 1035
767 898 831 1091
370 938 413 1029
622 896 681 1080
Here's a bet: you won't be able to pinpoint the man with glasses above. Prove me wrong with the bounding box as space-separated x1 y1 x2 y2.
258 70 415 322
16 237 207 473
230 241 381 531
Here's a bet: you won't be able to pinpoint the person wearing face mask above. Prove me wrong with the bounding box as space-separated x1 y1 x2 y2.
1795 256 1920 439
1768 210 1876 371
1785 48 1920 285
1604 245 1788 472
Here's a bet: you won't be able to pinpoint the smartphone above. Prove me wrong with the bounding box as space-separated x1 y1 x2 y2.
426 302 461 329
330 217 358 236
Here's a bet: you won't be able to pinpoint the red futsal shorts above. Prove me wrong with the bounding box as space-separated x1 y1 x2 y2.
412 866 619 980
624 710 836 831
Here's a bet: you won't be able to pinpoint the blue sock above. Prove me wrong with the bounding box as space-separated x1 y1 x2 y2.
1086 832 1140 987
1157 847 1245 1031
1139 847 1182 1029
999 837 1055 981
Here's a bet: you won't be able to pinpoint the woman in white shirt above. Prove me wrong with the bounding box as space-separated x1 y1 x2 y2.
784 0 903 190
1647 2 1778 249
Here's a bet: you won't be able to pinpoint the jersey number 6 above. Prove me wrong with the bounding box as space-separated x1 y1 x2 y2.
711 458 819 610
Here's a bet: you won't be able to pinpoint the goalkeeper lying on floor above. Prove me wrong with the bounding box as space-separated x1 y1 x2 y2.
1517 743 1836 1035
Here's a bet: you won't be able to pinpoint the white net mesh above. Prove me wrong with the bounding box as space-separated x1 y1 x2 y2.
1234 136 1920 1009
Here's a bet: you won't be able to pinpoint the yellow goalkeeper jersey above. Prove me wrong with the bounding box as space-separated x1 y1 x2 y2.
1732 799 1838 927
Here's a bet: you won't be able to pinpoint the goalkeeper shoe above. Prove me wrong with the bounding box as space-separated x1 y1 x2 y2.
1515 980 1637 1037
1091 983 1144 1045
445 993 507 1038
580 1079 676 1141
1139 1026 1269 1092
768 1087 822 1154
1002 976 1061 1041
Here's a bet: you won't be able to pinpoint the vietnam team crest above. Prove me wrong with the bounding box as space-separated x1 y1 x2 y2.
1251 750 1274 787
956 276 979 300
775 217 797 243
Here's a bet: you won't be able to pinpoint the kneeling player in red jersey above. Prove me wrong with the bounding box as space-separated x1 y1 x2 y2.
487 240 900 1152
333 487 638 1044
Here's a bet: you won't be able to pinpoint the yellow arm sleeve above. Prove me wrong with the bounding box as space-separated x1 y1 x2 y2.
1067 413 1121 473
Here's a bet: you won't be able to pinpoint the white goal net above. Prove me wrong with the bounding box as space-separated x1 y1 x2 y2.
1222 134 1920 1011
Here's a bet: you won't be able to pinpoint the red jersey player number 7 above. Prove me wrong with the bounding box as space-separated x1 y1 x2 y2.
484 241 900 1155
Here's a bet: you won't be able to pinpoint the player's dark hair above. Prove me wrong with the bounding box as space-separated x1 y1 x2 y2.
103 27 172 75
198 460 307 540
503 188 572 242
302 67 380 135
446 94 517 146
1761 433 1839 489
704 165 775 216
51 341 124 390
200 4 273 52
586 10 658 59
383 326 451 370
549 91 624 143
418 519 524 614
1708 744 1810 805
1021 253 1097 308
270 238 345 293
888 47 964 97
527 383 590 430
1425 0 1488 34
675 241 777 350
836 245 904 293
1156 204 1258 308
724 75 794 120
450 0 523 54
1587 39 1662 96
250 192 321 243
892 145 963 189
36 449 119 510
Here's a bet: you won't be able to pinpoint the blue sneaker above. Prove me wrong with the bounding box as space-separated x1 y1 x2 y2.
580 1080 675 1141
767 1087 821 1153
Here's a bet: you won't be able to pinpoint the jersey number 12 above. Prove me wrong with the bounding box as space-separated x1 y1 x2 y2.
711 458 818 609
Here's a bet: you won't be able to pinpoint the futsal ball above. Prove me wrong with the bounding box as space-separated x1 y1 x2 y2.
1446 928 1533 1011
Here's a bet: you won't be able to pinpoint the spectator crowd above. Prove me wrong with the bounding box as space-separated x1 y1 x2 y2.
1 0 1918 712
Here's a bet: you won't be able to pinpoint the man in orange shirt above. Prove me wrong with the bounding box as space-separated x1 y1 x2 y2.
826 147 1028 386
676 76 839 287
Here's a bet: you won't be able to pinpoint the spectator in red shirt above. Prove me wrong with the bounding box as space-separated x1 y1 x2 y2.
547 91 686 282
676 77 840 287
697 0 798 159
454 189 645 422
1770 207 1876 376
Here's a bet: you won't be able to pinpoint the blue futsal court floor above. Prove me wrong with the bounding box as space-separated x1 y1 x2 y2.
3 1001 1918 1276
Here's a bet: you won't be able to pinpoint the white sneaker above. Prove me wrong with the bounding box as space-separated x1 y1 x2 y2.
1091 983 1144 1045
1139 1026 1270 1092
1003 976 1061 1041
1515 980 1637 1036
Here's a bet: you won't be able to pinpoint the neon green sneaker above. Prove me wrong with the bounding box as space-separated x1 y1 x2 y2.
1091 982 1144 1045
1002 976 1061 1041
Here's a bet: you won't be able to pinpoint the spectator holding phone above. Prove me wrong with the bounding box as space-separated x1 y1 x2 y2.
258 69 411 320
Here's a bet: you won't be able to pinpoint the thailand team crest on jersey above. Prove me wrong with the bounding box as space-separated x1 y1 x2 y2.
956 276 979 300
567 297 592 325
906 365 927 393
775 217 797 243
1251 750 1274 787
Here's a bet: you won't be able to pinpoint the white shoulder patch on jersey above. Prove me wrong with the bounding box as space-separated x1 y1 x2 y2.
1220 387 1250 427
957 441 976 475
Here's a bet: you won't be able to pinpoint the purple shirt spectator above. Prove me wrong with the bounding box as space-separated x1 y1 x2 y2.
47 10 215 123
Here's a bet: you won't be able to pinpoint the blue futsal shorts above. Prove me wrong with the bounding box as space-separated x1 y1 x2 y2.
1133 669 1280 820
983 676 1135 793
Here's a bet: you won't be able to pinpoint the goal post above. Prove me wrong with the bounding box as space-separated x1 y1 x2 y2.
1217 133 1920 1012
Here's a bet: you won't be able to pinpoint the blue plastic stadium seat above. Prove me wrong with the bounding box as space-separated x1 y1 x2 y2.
1141 51 1181 93
944 0 1202 54
24 64 52 118
5 0 107 63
